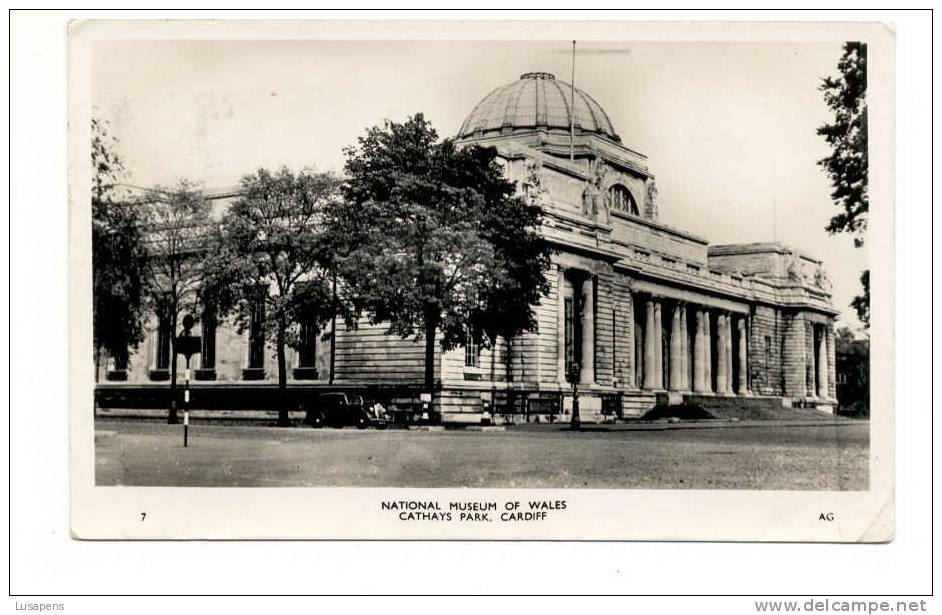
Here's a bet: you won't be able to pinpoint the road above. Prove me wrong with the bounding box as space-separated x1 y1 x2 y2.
94 419 869 490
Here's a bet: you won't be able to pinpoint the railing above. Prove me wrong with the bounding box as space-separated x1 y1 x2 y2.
490 390 563 421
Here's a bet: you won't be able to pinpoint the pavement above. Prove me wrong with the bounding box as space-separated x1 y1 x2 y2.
95 407 856 431
94 417 869 490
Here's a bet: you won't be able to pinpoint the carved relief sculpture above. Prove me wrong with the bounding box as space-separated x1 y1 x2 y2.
522 158 547 206
814 263 833 292
644 179 658 219
582 157 608 219
785 251 804 283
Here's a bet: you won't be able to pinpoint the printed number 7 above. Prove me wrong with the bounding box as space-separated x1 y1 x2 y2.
141 512 146 522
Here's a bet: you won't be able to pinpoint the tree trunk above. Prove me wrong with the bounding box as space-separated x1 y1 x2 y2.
276 319 290 427
423 302 438 419
168 310 179 424
94 346 101 384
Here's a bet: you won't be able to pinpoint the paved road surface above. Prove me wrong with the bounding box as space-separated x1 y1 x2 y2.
94 419 869 490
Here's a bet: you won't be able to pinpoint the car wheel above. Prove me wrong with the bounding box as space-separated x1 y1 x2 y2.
356 417 369 430
376 421 388 430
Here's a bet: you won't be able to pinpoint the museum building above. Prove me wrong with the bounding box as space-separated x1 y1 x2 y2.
98 71 840 423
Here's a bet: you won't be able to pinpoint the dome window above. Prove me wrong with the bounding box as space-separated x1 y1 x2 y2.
608 184 639 216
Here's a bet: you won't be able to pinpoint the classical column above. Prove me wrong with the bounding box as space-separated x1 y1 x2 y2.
669 304 683 390
693 310 707 393
679 305 690 390
715 314 729 394
703 311 713 392
737 317 749 394
807 321 817 398
817 325 829 399
557 266 566 383
625 292 636 388
724 314 735 394
653 300 663 389
580 276 595 385
643 299 657 390
827 325 836 400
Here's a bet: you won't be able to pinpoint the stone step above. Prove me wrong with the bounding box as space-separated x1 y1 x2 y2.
620 393 658 418
682 394 838 421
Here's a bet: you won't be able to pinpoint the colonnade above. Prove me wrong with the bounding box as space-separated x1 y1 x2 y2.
640 297 749 395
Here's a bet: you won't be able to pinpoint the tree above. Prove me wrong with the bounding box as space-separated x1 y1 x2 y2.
818 42 868 246
91 117 150 380
203 167 341 427
835 326 869 415
330 113 551 407
818 42 869 327
144 181 212 423
849 270 870 329
470 174 552 403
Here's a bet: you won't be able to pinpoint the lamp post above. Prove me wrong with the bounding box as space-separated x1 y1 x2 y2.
567 362 581 431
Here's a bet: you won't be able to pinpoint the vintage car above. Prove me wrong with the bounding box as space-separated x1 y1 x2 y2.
304 392 389 429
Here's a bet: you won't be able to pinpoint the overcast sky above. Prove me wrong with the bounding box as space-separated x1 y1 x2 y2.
93 39 868 329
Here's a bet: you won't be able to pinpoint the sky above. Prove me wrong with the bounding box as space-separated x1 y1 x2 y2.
92 39 868 330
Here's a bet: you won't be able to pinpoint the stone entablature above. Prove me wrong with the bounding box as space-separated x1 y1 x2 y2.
607 210 708 263
461 130 651 178
619 254 837 315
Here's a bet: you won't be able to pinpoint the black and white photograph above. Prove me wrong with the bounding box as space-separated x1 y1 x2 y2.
65 19 894 542
10 7 937 602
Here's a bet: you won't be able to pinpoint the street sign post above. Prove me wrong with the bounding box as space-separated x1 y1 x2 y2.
419 392 432 422
175 314 201 447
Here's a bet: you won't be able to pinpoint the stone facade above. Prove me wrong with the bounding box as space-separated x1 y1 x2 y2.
97 71 839 421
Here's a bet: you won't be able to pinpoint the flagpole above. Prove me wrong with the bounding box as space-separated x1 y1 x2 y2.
570 40 576 161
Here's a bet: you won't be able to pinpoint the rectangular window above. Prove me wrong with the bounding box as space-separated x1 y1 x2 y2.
248 292 266 369
764 335 772 367
156 309 171 370
298 319 318 368
201 302 216 369
464 329 480 368
564 297 575 371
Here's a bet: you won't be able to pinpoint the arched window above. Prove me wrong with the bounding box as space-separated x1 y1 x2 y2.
608 184 639 215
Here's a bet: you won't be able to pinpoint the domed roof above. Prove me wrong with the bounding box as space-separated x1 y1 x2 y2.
457 72 620 142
